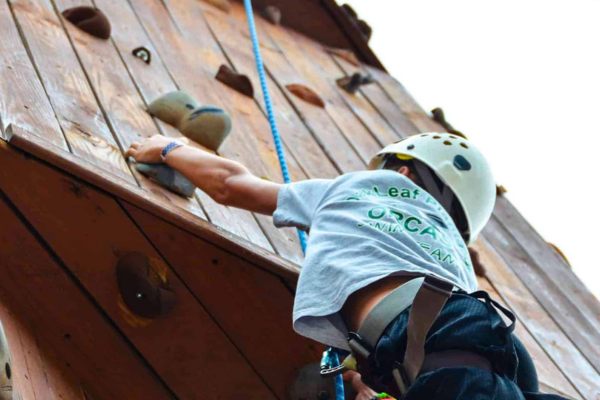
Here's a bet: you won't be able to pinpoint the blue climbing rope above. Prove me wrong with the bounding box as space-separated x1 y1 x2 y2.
243 0 308 253
243 3 344 400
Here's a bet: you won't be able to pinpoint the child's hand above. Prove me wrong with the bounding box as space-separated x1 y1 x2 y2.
347 371 379 400
125 135 189 164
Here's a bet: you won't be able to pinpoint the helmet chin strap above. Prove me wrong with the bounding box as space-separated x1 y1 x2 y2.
411 159 454 215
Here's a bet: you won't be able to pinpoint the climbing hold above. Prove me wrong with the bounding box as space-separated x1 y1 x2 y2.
179 106 232 150
0 321 13 400
496 185 507 196
136 163 196 197
62 6 111 40
468 247 487 277
548 243 571 268
336 72 374 94
285 84 325 108
341 4 372 42
216 64 254 98
261 5 281 25
325 47 361 67
289 363 353 400
116 252 177 319
132 46 151 64
148 91 232 151
201 0 230 13
431 108 467 138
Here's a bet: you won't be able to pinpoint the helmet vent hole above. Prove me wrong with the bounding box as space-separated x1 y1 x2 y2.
433 135 441 139
443 141 452 146
407 144 415 150
460 143 469 149
421 134 428 137
449 136 457 139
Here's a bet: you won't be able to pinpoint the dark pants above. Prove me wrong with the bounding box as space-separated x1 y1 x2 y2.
369 291 567 399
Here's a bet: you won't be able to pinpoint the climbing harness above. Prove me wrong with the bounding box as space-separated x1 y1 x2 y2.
243 0 308 252
323 275 516 397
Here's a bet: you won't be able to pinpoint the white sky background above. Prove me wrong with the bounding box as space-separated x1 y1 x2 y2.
345 0 600 298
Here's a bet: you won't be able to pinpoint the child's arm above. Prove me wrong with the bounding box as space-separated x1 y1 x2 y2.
125 135 280 215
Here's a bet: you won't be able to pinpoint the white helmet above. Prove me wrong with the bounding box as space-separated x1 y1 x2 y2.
368 133 496 244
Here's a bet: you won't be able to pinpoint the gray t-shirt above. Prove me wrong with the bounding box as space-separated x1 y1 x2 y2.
273 170 476 350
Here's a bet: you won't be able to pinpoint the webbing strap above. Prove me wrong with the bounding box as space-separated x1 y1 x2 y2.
402 276 454 384
357 277 424 348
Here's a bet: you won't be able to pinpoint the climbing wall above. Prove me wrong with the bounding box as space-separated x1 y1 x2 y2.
0 0 598 399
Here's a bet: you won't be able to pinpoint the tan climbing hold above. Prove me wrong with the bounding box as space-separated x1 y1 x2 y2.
201 0 230 13
285 84 325 108
216 64 254 98
325 47 361 67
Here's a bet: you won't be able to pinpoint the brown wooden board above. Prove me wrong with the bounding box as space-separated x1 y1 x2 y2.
123 202 324 399
474 231 600 399
201 5 343 178
483 215 600 374
0 141 280 400
7 0 134 183
365 66 447 133
0 194 176 400
51 0 212 222
0 0 65 148
494 195 600 335
259 20 396 164
475 277 582 399
330 54 420 138
5 127 302 281
128 0 304 262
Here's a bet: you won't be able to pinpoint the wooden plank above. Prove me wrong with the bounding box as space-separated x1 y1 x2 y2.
494 195 600 333
0 0 65 148
259 19 396 162
483 215 600 374
475 277 582 399
51 0 211 223
4 127 302 281
330 54 420 138
201 5 342 178
123 202 323 399
0 194 176 400
128 0 304 262
92 0 280 252
0 140 282 399
365 66 446 133
473 233 600 399
7 0 135 183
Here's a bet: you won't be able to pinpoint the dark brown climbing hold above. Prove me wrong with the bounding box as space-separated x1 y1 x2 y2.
496 185 507 196
132 46 151 64
286 84 325 108
468 247 487 277
216 64 254 98
325 47 361 67
341 4 372 42
431 108 467 138
116 252 177 318
62 6 111 40
336 72 374 94
202 0 230 13
261 5 281 25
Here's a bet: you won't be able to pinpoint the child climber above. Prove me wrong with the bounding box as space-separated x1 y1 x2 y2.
125 133 565 400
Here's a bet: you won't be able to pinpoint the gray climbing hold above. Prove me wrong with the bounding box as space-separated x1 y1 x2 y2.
336 72 374 94
136 162 196 198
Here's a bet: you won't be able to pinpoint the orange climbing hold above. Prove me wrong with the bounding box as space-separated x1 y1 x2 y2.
285 84 325 108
